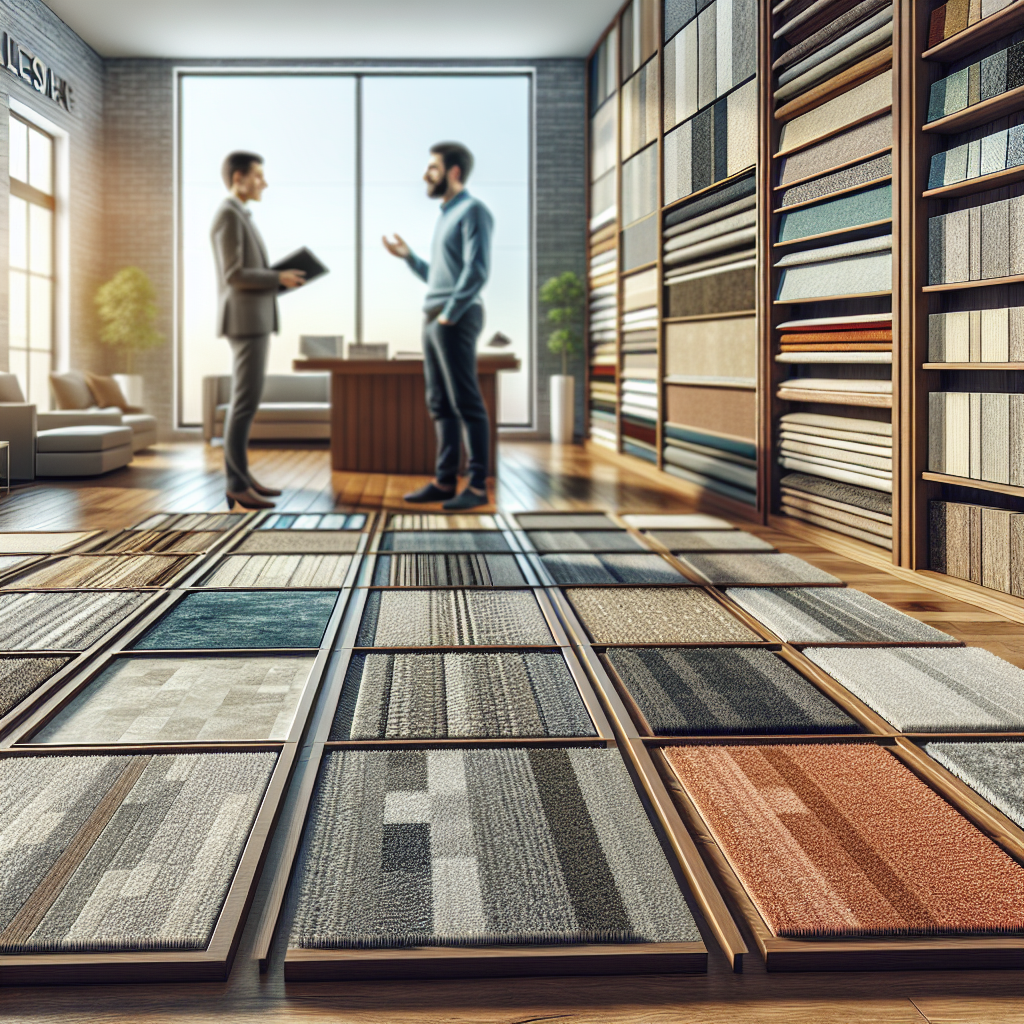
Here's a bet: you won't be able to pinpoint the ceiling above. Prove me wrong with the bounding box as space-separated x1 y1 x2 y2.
44 0 623 60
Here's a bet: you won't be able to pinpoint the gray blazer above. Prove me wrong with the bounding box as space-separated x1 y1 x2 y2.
210 196 279 338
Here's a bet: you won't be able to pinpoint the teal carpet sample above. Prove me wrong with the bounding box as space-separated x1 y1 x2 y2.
778 183 892 242
0 656 70 718
676 553 841 585
926 742 1024 829
0 592 148 651
541 553 687 585
380 531 511 553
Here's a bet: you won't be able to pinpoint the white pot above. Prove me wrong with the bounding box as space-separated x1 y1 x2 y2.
113 374 144 409
549 374 575 444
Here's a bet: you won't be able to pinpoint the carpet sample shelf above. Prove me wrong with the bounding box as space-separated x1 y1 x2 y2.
674 552 841 585
201 554 354 589
527 530 645 553
0 591 149 651
540 553 686 585
379 531 512 553
926 741 1024 830
0 656 70 720
928 306 1024 364
929 500 1024 596
4 554 194 590
372 554 526 587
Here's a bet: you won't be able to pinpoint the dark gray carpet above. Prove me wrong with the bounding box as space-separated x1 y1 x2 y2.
650 530 776 553
0 656 70 718
380 532 511 553
516 513 618 530
541 553 686 585
528 530 644 553
288 747 699 949
926 742 1024 829
372 554 525 587
780 472 893 516
676 553 841 585
331 651 595 739
0 592 149 651
607 647 858 735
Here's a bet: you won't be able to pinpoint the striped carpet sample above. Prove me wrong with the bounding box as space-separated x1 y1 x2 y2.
0 554 40 577
726 587 954 643
357 589 553 647
0 751 276 952
566 587 759 644
676 553 841 585
288 747 698 949
804 647 1024 731
0 533 93 554
927 742 1024 829
650 530 775 553
624 513 734 530
33 655 315 744
528 530 644 553
373 554 526 587
541 553 686 585
607 647 857 735
5 554 193 590
201 554 353 588
387 514 499 530
133 590 339 650
0 591 148 651
135 513 242 532
237 531 361 554
665 743 1024 937
331 651 595 739
0 656 70 718
259 513 366 531
380 531 511 553
780 470 893 516
516 513 617 530
96 530 219 554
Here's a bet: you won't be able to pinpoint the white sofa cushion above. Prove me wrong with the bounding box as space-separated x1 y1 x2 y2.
214 402 331 424
36 425 134 452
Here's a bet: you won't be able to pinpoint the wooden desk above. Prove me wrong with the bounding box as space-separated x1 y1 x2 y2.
294 355 519 475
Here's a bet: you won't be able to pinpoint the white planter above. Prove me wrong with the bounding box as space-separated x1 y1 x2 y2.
113 374 144 409
549 374 575 444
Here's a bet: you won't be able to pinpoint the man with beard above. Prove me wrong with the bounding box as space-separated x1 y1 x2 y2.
382 142 494 510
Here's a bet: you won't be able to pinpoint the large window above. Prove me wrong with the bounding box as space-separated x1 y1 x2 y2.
8 114 54 409
178 71 532 429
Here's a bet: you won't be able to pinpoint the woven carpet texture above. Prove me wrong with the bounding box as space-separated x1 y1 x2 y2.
135 513 241 532
607 647 857 735
776 246 892 302
666 743 1024 937
0 751 276 952
928 43 1022 122
33 655 315 744
649 530 775 553
541 552 686 585
388 514 500 530
804 647 1024 732
288 747 699 949
0 656 70 718
776 7 893 86
331 651 595 739
774 0 891 69
778 113 892 186
259 513 366 531
927 741 1024 829
566 587 759 644
381 532 511 553
0 532 93 554
528 530 644 553
780 470 893 516
357 589 553 647
676 552 841 585
133 590 339 650
97 530 219 555
778 183 892 243
6 554 192 590
516 513 616 530
373 554 526 587
726 587 954 643
201 554 353 588
0 591 148 651
238 532 361 554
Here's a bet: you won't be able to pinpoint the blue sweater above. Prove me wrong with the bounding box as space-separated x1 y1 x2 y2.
406 190 494 324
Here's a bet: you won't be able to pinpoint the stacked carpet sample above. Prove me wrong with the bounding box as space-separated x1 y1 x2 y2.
929 196 1024 286
528 530 644 553
648 529 775 552
288 747 699 949
666 743 1024 937
0 656 70 718
776 234 893 304
202 554 353 588
373 554 525 587
541 552 685 585
0 591 148 651
927 41 1024 124
929 1 1015 48
929 499 1024 596
5 554 193 589
0 752 276 952
620 269 659 462
928 305 1024 363
331 651 595 739
928 391 1024 485
380 531 511 553
926 741 1024 829
0 532 92 553
929 125 1024 190
260 513 366 530
674 552 841 585
780 471 894 548
606 646 857 734
33 655 315 744
238 531 361 554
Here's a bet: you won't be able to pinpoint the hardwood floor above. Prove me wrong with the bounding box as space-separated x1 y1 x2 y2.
1 439 1021 1023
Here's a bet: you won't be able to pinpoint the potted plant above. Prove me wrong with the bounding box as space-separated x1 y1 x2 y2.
95 267 164 408
540 271 584 444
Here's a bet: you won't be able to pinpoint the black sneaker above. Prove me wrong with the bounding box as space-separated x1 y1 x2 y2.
442 488 489 510
403 482 456 503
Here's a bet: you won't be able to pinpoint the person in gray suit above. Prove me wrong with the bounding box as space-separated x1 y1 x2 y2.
211 151 305 510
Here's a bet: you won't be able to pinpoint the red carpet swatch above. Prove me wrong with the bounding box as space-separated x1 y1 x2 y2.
666 743 1024 938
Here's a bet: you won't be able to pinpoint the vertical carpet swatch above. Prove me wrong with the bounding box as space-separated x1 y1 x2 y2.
331 651 595 739
623 513 734 530
201 554 353 588
237 532 361 554
565 587 759 644
528 530 645 553
380 532 511 553
541 553 687 585
665 743 1024 937
0 592 148 651
0 751 276 952
5 554 193 590
607 647 858 734
96 531 219 554
372 554 526 587
387 514 500 530
650 530 775 552
33 655 315 744
0 656 70 718
259 513 366 531
288 747 699 949
356 590 553 647
726 587 955 642
516 513 618 530
132 590 339 650
0 533 93 554
803 646 1024 731
926 741 1024 829
676 553 841 585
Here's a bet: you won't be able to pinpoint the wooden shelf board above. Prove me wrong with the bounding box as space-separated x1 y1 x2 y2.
922 85 1024 135
921 472 1024 498
772 176 892 215
922 0 1024 62
775 389 893 408
922 274 1024 292
923 164 1024 200
773 219 892 249
923 362 1024 370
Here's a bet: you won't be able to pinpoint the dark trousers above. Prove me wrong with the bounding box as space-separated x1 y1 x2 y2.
224 333 269 492
422 305 489 491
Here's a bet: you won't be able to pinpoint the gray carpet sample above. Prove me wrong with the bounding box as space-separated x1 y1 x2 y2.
804 647 1024 731
607 647 858 735
926 742 1024 829
780 472 892 516
331 651 595 739
372 554 525 587
0 751 276 952
201 554 353 588
650 530 775 553
541 553 686 585
676 553 841 585
288 747 699 949
726 587 955 643
0 592 149 651
528 530 645 553
0 656 70 718
357 589 554 647
380 532 511 553
238 532 361 554
516 513 617 530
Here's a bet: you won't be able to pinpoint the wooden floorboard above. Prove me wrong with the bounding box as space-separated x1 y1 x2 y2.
0 439 1022 1022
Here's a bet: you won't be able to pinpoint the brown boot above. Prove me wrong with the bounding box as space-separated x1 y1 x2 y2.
226 487 276 510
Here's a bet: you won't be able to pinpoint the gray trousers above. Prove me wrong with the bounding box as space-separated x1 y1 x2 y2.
224 333 269 492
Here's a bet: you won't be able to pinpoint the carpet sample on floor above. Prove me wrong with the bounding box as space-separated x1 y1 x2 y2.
33 655 315 744
0 656 70 718
133 590 339 650
134 513 242 532
96 530 219 554
357 589 553 647
387 514 500 530
237 531 361 554
259 513 366 531
516 513 618 530
380 531 511 553
528 530 644 553
926 742 1024 829
0 751 276 952
665 743 1024 937
372 554 525 587
623 513 734 530
201 554 353 588
0 532 93 554
6 554 193 590
650 530 776 553
607 647 858 735
726 587 954 643
676 553 841 585
803 647 1024 731
541 553 686 585
0 555 41 577
0 591 148 651
288 746 699 949
331 651 595 739
565 587 759 644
